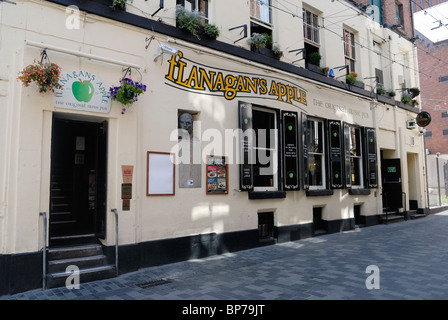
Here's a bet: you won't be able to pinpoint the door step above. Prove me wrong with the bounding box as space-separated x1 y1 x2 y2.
49 232 97 247
46 241 116 289
46 265 116 289
381 212 404 224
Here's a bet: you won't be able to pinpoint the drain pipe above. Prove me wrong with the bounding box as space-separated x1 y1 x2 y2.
112 208 119 277
39 212 47 290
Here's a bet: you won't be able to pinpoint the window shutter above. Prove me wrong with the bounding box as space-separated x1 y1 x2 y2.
328 120 343 189
343 122 352 188
365 127 378 188
282 111 299 190
301 113 309 189
239 101 254 191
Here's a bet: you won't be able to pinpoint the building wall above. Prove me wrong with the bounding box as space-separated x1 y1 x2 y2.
0 0 427 295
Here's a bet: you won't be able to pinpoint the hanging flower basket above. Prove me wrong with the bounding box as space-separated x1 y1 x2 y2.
108 77 147 114
17 61 62 94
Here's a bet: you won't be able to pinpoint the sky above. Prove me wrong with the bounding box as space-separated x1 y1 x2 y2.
414 2 448 43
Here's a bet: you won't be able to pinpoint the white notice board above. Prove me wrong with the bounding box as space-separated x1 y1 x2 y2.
146 151 175 196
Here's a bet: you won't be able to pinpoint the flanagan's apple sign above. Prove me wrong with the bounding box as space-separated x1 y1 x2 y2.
53 70 111 114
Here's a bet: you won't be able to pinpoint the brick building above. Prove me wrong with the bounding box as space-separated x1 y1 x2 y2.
413 1 448 205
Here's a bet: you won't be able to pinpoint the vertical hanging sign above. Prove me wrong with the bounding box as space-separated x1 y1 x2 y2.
343 122 352 188
239 101 254 191
282 111 299 190
365 127 378 188
328 120 343 189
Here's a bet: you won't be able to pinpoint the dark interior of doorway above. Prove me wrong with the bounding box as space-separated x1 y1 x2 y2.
49 116 107 246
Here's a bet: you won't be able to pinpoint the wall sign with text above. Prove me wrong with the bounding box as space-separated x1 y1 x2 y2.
165 51 307 110
53 70 111 114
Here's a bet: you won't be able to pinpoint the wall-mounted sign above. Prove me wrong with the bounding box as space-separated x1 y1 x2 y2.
53 70 111 114
165 52 307 110
416 111 431 127
122 165 134 184
206 155 228 194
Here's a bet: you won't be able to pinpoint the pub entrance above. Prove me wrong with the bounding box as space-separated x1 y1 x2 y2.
49 116 108 246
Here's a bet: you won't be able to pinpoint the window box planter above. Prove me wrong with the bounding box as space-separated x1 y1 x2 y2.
305 63 325 76
250 46 277 59
347 80 365 89
377 93 396 106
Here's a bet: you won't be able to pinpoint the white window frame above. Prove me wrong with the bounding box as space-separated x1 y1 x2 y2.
344 29 356 73
182 0 209 23
349 126 364 188
303 8 320 45
250 0 272 26
307 118 326 190
252 106 278 192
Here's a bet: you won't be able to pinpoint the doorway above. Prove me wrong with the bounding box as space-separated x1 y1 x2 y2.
381 157 402 212
50 116 108 245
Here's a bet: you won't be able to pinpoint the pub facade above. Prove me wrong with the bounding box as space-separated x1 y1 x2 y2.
0 0 428 295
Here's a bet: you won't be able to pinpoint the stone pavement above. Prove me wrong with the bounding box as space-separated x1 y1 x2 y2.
2 212 448 302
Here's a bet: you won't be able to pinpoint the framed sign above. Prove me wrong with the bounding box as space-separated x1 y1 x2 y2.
206 155 228 194
146 151 175 196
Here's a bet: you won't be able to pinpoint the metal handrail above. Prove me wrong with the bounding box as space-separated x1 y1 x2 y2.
112 208 119 277
39 212 47 290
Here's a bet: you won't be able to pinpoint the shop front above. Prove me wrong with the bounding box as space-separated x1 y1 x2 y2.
0 1 428 296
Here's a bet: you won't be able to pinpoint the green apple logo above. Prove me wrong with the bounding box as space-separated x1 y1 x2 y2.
72 78 94 102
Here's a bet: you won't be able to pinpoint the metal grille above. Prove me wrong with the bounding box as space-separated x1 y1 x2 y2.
136 279 171 289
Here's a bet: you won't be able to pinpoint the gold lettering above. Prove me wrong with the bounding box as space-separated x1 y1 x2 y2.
213 72 224 91
199 68 215 91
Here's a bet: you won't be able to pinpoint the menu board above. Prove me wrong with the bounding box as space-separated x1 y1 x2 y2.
206 156 228 194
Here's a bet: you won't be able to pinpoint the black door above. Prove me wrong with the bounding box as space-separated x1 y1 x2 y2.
381 158 402 211
50 117 108 241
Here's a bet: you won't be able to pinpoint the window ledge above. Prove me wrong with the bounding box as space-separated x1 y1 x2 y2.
349 188 371 195
306 189 334 196
248 191 286 199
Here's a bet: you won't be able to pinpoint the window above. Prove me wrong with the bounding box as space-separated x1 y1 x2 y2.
443 129 448 137
177 0 209 22
344 29 356 73
306 118 326 189
252 107 278 191
396 2 403 26
348 126 363 187
250 0 273 50
303 8 319 44
250 0 271 25
442 111 448 118
367 0 383 25
439 74 448 84
424 129 432 139
373 41 384 86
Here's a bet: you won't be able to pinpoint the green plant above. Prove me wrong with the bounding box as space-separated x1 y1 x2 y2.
308 52 322 67
17 61 62 94
247 33 268 49
409 87 420 98
111 0 126 10
387 89 396 97
346 72 358 85
377 86 386 95
108 78 147 114
204 23 220 39
261 33 272 49
401 92 413 104
272 43 283 58
175 5 203 39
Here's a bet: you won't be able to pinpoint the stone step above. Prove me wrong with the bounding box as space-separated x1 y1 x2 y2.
46 265 116 289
